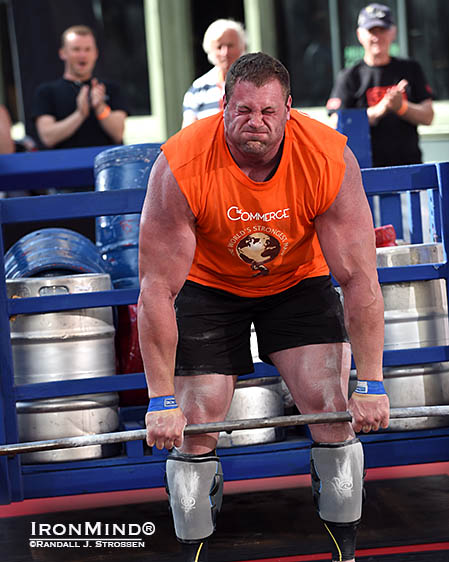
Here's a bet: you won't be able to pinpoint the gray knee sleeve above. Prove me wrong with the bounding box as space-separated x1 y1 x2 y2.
311 438 364 523
166 450 223 542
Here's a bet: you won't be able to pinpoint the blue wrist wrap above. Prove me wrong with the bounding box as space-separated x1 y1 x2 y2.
354 380 386 395
147 395 178 412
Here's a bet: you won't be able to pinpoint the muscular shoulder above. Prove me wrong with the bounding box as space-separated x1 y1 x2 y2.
162 113 223 176
144 152 195 226
289 110 347 165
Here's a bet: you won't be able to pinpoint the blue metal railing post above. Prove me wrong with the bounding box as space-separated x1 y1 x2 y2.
406 190 423 244
436 162 449 315
337 108 372 169
427 188 442 242
379 193 404 239
0 200 23 504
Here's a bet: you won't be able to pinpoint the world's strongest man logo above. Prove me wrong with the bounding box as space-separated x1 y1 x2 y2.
236 232 281 276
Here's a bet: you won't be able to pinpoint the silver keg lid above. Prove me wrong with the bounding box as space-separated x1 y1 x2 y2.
376 243 444 267
6 273 112 298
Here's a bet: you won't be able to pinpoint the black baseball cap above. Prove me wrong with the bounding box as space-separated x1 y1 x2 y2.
358 3 394 29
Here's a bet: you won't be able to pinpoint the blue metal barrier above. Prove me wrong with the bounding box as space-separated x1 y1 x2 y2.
0 147 448 505
337 108 372 169
0 146 110 192
336 109 440 244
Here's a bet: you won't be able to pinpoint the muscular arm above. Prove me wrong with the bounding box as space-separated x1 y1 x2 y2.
315 145 389 431
137 152 196 399
138 153 196 449
316 146 383 379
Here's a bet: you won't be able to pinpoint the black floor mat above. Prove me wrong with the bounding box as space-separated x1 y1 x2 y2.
1 475 448 561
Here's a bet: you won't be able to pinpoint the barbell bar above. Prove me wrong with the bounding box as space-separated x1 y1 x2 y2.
1 405 448 457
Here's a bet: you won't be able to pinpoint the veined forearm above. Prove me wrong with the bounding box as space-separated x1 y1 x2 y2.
137 288 179 398
342 279 384 380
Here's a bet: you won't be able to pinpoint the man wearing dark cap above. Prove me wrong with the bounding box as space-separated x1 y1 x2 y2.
326 3 434 167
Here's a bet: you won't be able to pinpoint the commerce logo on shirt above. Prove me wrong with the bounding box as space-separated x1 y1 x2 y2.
226 205 290 222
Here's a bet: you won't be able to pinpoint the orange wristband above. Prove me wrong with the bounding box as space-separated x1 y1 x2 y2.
397 99 408 116
97 105 111 120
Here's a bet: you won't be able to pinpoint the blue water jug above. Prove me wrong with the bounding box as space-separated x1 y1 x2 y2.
4 227 106 279
94 143 161 288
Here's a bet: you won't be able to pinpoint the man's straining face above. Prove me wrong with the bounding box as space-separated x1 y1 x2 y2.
223 79 291 158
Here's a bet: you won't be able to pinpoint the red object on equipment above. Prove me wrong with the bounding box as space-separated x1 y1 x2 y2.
375 224 397 247
116 304 148 406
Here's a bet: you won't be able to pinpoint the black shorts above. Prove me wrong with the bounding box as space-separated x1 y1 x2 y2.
174 276 348 376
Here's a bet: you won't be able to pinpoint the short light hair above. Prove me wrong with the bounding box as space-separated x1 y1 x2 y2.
202 19 246 64
225 52 291 103
61 25 96 48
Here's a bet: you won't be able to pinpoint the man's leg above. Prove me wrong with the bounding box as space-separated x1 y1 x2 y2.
270 343 362 562
165 373 237 561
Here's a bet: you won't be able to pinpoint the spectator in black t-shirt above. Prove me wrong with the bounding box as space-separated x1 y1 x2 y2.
32 25 128 150
326 3 434 167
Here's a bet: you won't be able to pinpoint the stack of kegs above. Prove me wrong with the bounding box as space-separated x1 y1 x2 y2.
350 241 449 430
5 228 120 462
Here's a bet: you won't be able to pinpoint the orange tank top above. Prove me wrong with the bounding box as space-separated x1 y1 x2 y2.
162 110 347 297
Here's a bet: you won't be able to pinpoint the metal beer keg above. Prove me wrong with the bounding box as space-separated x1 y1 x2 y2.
351 243 449 430
217 326 285 448
378 243 449 350
217 377 284 448
8 273 120 462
